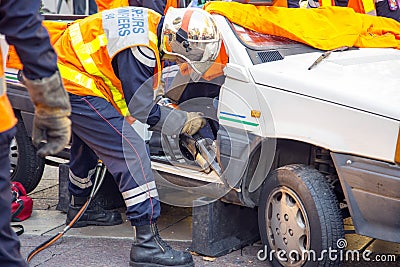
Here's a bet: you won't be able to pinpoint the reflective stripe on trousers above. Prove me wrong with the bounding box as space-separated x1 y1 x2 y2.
67 93 160 225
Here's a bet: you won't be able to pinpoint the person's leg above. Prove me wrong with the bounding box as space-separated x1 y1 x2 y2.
69 94 160 224
69 93 193 266
88 0 98 15
73 0 85 15
68 131 98 198
0 127 27 267
66 130 122 227
287 0 300 8
334 0 349 6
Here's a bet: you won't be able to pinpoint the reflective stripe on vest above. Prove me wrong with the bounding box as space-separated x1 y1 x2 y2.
149 32 158 48
364 0 376 14
357 0 376 14
347 0 376 15
58 63 105 98
320 0 334 5
69 22 129 116
320 0 376 14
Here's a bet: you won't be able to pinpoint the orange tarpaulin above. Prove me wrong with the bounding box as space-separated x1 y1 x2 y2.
204 2 400 50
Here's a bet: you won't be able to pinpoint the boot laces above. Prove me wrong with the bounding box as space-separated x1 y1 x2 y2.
153 224 172 251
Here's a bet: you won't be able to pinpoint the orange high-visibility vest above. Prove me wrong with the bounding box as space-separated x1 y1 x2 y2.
95 0 178 14
52 7 162 116
95 0 129 12
319 0 376 15
0 46 17 133
347 0 376 15
7 20 68 70
179 42 229 81
273 0 289 8
319 0 336 6
165 0 179 14
203 42 228 81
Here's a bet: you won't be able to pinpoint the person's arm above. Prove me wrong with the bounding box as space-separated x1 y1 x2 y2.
112 47 162 126
0 0 71 157
0 0 58 79
112 47 205 136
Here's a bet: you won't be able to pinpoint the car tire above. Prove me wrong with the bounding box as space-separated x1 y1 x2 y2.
258 164 344 267
9 112 45 193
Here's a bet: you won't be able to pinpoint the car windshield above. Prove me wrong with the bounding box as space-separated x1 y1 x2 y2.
231 23 301 50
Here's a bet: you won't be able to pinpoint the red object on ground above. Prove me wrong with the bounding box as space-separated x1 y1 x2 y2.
11 181 33 222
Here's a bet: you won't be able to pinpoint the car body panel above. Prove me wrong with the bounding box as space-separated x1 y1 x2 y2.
248 48 400 120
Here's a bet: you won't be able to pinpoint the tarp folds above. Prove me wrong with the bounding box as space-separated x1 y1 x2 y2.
204 2 400 50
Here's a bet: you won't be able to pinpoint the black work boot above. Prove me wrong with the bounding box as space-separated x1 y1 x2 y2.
130 223 194 267
66 195 123 228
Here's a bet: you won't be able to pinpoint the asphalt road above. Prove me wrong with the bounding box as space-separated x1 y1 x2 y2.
19 234 400 266
18 165 400 267
20 236 268 267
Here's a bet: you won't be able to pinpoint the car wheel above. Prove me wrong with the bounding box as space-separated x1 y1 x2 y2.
9 112 45 193
258 164 344 267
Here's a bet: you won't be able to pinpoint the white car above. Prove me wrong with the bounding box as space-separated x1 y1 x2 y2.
149 11 400 266
7 8 400 267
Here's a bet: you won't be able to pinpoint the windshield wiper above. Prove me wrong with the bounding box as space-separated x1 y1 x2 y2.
308 46 349 70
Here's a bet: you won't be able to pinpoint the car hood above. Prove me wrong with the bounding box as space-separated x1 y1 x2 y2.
249 47 400 121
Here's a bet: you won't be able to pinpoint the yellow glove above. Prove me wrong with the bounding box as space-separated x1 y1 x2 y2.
181 112 206 136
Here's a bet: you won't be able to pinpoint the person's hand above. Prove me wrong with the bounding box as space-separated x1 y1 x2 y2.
181 112 206 136
21 71 71 157
148 106 206 137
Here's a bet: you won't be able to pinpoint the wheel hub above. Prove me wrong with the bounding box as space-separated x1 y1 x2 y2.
279 222 288 235
9 138 18 175
266 186 310 267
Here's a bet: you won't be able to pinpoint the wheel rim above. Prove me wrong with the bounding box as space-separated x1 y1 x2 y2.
266 186 310 267
9 137 18 177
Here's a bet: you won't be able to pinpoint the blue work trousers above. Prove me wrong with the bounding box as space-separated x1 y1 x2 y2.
68 94 160 226
0 127 28 267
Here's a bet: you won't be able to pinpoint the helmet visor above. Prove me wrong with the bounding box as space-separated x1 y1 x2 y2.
161 8 221 80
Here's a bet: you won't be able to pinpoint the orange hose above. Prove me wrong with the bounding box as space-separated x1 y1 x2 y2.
27 200 90 263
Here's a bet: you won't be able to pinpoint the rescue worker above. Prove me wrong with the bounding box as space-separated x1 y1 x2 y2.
0 0 71 266
319 0 377 15
129 0 167 13
96 0 166 14
74 0 98 15
53 6 220 266
375 0 400 22
319 0 400 21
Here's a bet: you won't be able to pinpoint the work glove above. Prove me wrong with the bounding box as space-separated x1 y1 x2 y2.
21 71 71 157
181 112 206 136
148 106 206 136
